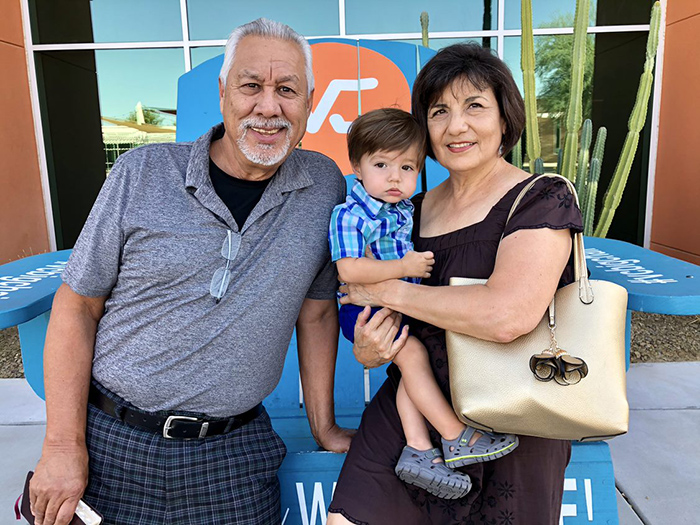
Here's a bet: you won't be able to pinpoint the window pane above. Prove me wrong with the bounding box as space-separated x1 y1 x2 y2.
29 0 182 44
505 0 655 30
90 0 182 42
589 31 654 242
503 34 596 171
594 0 655 26
33 50 107 247
504 0 596 30
346 0 496 35
191 46 225 68
95 49 184 172
187 0 339 40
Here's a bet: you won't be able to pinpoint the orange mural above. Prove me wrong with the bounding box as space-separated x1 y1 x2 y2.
303 42 412 175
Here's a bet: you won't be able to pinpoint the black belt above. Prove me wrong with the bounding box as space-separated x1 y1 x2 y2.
89 383 263 439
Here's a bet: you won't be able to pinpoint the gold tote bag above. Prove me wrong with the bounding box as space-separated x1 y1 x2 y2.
446 175 629 441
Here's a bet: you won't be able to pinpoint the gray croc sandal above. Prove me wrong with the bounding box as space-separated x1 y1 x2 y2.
394 446 472 499
442 427 519 469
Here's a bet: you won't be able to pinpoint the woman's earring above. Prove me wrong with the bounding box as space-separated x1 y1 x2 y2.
498 144 504 157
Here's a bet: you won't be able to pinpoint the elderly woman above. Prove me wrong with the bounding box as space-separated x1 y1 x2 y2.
327 43 583 524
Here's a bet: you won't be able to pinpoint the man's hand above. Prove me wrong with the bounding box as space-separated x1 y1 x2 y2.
30 442 89 525
313 423 356 453
296 298 355 455
30 285 100 525
353 306 408 368
401 250 434 279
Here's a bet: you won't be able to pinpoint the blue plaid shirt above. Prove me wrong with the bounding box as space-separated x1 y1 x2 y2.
328 180 420 284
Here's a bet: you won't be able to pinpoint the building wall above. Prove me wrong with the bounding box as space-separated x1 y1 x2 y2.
651 0 700 264
0 0 49 263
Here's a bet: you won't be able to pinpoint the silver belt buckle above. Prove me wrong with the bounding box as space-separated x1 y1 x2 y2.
163 415 201 439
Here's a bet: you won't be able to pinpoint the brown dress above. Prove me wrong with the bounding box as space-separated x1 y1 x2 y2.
328 175 584 525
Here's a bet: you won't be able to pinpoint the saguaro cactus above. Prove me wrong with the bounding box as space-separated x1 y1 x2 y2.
575 119 593 202
534 158 544 174
560 0 590 182
420 12 430 48
556 148 563 175
583 127 606 234
584 158 601 235
520 0 541 173
580 126 606 215
511 138 523 170
594 2 661 238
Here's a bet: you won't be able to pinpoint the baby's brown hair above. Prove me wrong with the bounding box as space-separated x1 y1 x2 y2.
346 108 427 169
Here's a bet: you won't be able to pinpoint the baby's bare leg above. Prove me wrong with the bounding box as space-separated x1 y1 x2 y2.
396 379 432 451
393 335 464 440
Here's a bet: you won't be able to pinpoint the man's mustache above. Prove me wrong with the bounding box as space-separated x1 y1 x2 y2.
240 117 292 131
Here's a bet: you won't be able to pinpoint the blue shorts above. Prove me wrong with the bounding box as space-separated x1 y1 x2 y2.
338 304 410 343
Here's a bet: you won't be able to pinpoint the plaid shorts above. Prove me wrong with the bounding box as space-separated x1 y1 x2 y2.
83 384 287 524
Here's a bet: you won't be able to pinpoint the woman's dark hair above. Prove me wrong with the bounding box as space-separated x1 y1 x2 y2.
347 108 427 168
411 43 525 159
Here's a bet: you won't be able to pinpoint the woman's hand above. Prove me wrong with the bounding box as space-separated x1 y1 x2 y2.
338 280 396 308
352 306 408 368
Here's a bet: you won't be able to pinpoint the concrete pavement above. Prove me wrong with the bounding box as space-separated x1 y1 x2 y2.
1 363 698 524
609 362 700 525
0 379 45 523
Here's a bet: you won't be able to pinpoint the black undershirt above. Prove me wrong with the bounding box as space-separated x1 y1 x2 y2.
209 159 272 230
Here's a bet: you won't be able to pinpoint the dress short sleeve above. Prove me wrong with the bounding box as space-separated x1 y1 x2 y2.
503 176 583 238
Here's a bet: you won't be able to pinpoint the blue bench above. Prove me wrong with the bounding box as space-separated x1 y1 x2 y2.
0 250 71 400
585 237 700 372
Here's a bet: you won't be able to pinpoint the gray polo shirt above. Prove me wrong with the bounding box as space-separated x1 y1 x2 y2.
63 124 345 417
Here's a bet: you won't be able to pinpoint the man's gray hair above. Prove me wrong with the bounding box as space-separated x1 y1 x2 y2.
219 18 314 96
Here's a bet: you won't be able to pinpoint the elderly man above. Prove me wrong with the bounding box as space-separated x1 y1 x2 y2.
29 18 352 525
